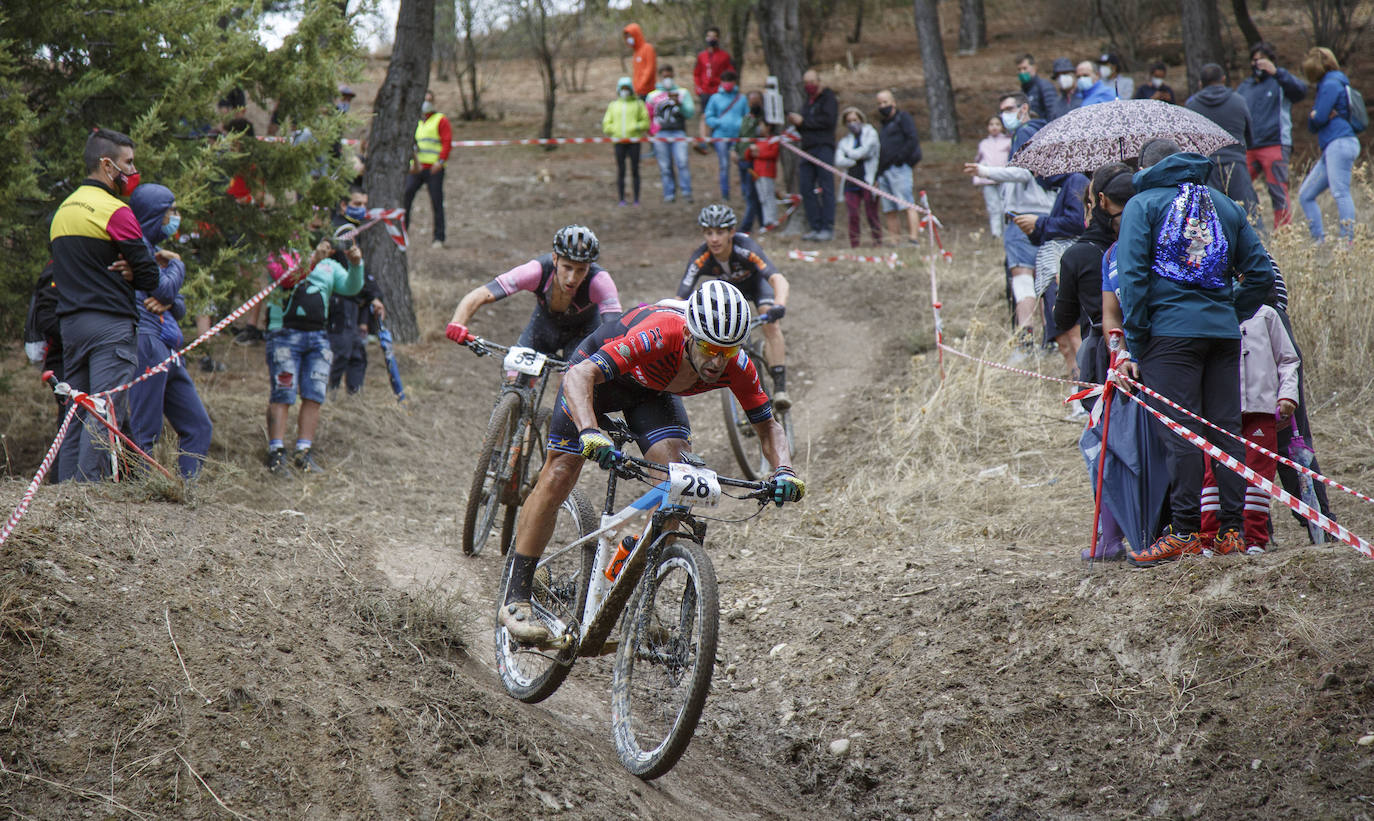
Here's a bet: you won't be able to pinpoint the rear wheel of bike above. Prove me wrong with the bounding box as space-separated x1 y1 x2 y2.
610 538 719 779
721 362 794 481
498 407 553 556
462 392 522 556
493 488 596 704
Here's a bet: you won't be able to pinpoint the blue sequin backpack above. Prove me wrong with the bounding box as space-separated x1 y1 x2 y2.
1151 182 1229 289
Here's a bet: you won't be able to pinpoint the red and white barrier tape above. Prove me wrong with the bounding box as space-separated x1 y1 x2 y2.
1119 375 1374 509
937 342 1096 388
787 249 903 268
778 140 938 222
1119 386 1373 558
757 194 802 234
268 134 769 147
0 404 78 547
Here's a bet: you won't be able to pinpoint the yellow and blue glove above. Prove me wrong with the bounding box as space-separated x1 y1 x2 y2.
579 428 618 469
769 467 805 506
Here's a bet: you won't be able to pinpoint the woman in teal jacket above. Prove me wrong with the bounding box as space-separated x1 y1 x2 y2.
703 70 747 200
602 76 650 205
1297 47 1361 242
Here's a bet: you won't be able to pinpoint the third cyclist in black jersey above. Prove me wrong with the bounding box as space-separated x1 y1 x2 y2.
676 204 792 408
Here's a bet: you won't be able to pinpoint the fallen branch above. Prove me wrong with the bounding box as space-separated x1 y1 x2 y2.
0 755 151 820
174 751 258 821
164 609 210 704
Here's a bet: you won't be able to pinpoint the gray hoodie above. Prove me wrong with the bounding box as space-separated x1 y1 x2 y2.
1185 84 1253 165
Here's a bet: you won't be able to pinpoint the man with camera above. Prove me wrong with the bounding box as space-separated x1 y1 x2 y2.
326 187 385 395
261 223 367 476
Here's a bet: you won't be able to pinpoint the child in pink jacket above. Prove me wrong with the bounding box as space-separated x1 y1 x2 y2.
1201 299 1300 554
972 115 1012 238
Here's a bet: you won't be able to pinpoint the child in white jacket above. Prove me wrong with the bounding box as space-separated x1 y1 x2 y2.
1201 299 1300 554
835 106 882 248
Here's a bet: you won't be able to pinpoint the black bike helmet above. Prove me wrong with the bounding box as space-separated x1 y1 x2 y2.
552 224 600 262
697 203 738 230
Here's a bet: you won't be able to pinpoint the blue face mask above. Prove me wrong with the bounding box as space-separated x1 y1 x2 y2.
1076 76 1094 92
345 205 367 221
163 214 180 239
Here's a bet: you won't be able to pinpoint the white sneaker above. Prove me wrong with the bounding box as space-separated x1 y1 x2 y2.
1245 544 1266 555
499 601 550 645
431 240 445 249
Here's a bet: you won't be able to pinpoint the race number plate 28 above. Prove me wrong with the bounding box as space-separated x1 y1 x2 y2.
667 463 721 508
503 346 548 376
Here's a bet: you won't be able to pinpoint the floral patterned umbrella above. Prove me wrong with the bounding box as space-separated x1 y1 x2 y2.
1009 99 1239 175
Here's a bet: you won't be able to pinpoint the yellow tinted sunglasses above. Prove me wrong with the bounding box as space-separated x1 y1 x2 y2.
693 339 740 359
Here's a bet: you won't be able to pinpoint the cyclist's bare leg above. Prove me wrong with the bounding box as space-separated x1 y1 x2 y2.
760 321 785 370
513 450 585 559
643 437 689 475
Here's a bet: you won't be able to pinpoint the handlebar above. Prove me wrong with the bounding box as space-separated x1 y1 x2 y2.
602 448 776 503
464 337 569 368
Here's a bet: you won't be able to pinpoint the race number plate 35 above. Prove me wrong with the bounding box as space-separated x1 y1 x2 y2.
503 346 548 376
667 463 721 508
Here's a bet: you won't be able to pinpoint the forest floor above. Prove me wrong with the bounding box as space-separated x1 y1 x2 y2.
4 7 1374 820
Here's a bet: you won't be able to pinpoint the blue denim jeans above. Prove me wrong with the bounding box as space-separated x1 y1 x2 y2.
266 328 332 405
1298 135 1359 241
652 130 692 200
738 158 761 232
712 141 733 199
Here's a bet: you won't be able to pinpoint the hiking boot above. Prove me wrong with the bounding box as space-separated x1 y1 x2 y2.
1128 527 1202 568
267 448 293 478
801 230 820 241
1245 544 1267 556
292 448 324 474
814 229 835 242
1081 539 1128 562
772 389 792 411
233 326 264 346
1211 528 1245 556
200 354 227 373
499 600 551 645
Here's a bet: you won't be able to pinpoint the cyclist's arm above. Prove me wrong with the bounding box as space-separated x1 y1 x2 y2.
448 283 497 327
589 270 623 318
561 359 606 432
677 249 709 299
766 272 789 307
753 418 793 473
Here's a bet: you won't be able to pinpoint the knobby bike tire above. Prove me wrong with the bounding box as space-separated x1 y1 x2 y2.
498 407 554 556
462 392 522 556
611 538 719 779
721 352 794 481
493 488 597 704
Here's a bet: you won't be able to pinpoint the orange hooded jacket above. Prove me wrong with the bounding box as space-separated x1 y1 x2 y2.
623 23 657 97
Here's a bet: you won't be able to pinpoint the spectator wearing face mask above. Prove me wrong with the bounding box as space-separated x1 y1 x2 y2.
623 24 657 99
1050 57 1081 114
1075 61 1117 106
1098 53 1134 99
834 107 882 248
404 90 451 249
327 187 386 396
602 76 651 206
704 70 747 200
1016 54 1063 121
693 26 735 153
874 89 924 245
1236 42 1306 229
647 65 696 203
1133 62 1176 104
786 69 839 242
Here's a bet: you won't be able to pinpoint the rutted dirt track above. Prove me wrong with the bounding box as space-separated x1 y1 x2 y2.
6 40 1374 820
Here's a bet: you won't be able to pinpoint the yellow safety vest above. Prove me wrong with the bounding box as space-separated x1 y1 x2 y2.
415 113 446 166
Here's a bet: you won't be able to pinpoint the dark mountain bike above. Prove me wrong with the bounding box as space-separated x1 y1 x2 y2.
721 317 795 480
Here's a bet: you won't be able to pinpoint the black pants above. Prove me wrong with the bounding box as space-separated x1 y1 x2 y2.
328 330 367 393
403 166 446 242
614 143 641 203
1141 335 1246 533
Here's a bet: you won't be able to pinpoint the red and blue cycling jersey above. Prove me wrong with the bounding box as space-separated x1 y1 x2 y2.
585 305 773 423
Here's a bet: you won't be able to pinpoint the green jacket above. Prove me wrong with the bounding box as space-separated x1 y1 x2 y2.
266 257 365 332
736 111 760 159
602 96 650 141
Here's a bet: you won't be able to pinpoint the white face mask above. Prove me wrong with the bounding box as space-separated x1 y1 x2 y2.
1099 65 1114 79
619 87 632 98
1057 74 1075 90
626 36 634 46
421 100 435 115
1150 76 1164 88
1000 111 1020 131
1077 76 1094 92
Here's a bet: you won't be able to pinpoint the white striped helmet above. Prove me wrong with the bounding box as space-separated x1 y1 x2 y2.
685 280 751 347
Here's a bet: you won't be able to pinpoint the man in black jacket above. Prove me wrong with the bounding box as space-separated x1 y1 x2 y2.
1186 63 1260 225
786 69 838 241
874 89 924 245
1017 54 1063 121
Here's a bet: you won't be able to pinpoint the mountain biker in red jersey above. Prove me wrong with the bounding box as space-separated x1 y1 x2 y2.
445 225 621 359
500 280 805 644
678 204 792 409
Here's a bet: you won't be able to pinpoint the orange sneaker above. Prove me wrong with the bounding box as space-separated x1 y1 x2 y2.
1211 528 1245 556
1129 527 1203 568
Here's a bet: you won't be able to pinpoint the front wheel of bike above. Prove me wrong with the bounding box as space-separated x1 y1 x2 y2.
462 392 522 556
610 538 719 779
721 386 794 481
493 488 597 704
497 407 553 556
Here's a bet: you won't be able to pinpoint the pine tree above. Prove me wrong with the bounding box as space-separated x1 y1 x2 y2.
1 0 362 336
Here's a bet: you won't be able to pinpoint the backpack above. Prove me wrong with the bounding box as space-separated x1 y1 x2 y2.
1151 183 1231 290
1346 84 1369 133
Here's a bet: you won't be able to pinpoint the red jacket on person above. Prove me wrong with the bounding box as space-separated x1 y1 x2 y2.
746 139 779 179
693 47 734 98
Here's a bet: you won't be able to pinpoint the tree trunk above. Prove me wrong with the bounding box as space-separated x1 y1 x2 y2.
755 0 805 112
957 0 985 54
914 0 958 141
363 0 435 343
1180 0 1223 98
433 0 458 81
525 1 557 141
1232 0 1263 49
461 0 483 119
729 4 751 74
848 0 864 44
